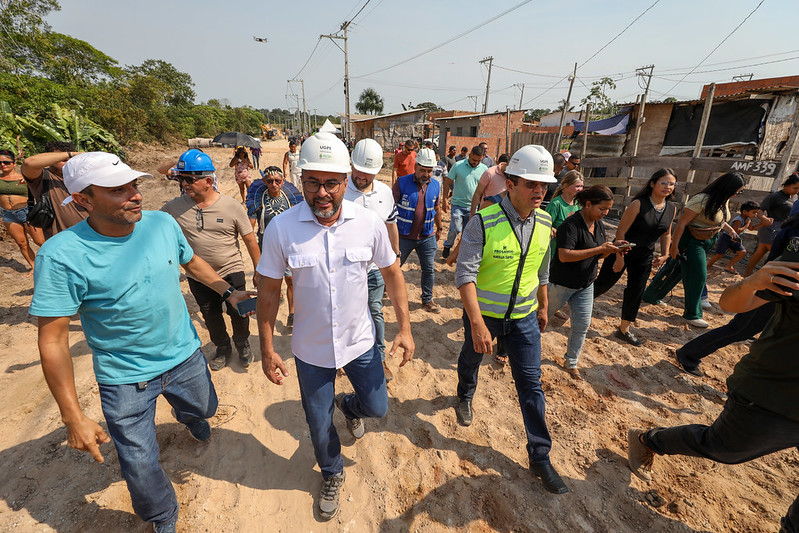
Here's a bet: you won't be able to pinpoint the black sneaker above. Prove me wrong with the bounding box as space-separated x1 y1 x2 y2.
673 350 703 377
615 328 642 347
334 393 364 439
455 398 472 426
186 419 211 442
209 344 231 371
442 246 451 259
319 472 345 520
235 341 253 368
287 313 294 328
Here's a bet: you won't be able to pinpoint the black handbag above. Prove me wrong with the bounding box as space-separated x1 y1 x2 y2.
26 172 55 228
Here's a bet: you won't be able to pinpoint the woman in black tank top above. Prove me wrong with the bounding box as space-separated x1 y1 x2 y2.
594 169 678 346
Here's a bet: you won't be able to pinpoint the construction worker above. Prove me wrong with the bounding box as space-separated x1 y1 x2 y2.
344 138 401 381
393 147 443 313
256 131 414 520
453 144 569 495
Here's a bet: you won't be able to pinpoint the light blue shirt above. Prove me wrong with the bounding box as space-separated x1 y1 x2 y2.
30 211 201 385
448 159 487 208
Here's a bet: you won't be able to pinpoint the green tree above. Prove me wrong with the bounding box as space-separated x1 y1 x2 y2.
0 0 60 72
580 77 618 116
127 59 195 107
355 88 384 115
523 108 552 122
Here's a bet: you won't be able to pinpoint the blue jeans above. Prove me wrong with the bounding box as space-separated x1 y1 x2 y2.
295 345 388 478
399 235 436 304
547 282 595 368
456 310 552 464
367 269 386 361
444 203 470 248
98 349 218 526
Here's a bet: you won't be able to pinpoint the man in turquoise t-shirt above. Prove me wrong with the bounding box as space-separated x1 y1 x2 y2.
442 145 488 258
29 152 251 533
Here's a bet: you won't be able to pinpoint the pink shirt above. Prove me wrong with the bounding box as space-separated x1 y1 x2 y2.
478 165 507 201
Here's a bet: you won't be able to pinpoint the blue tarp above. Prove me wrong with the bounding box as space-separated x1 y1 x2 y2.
572 112 630 135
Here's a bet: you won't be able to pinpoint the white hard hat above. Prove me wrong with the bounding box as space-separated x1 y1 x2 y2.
416 147 437 168
351 138 383 174
505 145 556 183
298 131 351 173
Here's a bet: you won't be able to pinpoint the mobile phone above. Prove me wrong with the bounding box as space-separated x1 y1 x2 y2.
755 236 799 301
236 297 257 316
617 243 637 250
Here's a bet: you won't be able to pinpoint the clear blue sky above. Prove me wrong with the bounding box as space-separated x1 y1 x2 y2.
49 0 797 115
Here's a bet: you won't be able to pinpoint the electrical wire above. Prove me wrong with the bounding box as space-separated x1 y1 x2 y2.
352 0 534 79
579 0 663 68
663 0 766 95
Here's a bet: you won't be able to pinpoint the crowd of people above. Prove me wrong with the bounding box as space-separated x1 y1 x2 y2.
2 133 798 532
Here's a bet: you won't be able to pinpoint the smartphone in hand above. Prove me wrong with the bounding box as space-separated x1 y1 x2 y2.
616 243 637 250
236 297 257 316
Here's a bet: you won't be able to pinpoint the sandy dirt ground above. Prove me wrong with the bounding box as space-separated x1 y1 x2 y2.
0 140 796 532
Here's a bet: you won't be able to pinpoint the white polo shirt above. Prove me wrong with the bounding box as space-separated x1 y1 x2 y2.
344 178 398 272
257 200 396 368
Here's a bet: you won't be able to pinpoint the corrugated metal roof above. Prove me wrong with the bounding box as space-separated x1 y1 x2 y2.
350 108 427 123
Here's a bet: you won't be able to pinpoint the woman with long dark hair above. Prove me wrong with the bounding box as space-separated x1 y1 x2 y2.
643 171 745 327
594 169 678 345
742 174 799 276
548 185 620 379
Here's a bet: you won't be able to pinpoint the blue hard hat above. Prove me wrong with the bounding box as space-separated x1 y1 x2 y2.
177 149 214 174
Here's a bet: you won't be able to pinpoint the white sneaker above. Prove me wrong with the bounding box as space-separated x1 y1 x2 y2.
687 318 709 328
701 299 712 309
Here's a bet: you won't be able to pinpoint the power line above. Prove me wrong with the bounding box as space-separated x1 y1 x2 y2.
349 0 374 24
656 55 799 77
657 48 799 73
352 0 534 79
579 0 663 68
663 0 766 95
291 38 323 80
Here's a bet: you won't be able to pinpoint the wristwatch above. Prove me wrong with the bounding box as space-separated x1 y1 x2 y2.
221 286 236 301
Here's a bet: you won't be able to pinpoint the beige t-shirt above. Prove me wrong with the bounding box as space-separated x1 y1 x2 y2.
161 194 252 279
26 168 88 238
685 193 729 229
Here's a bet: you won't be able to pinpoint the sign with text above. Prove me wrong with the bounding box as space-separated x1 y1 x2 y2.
728 160 780 178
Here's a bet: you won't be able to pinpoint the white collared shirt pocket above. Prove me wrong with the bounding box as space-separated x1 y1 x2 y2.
287 253 320 286
344 247 372 282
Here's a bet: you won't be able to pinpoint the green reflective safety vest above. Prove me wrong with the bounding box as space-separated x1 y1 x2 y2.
475 202 552 319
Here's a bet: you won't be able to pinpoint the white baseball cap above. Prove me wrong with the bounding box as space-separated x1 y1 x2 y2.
62 152 152 205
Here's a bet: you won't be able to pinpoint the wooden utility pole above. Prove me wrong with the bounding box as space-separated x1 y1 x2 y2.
288 79 307 134
321 21 351 142
515 83 525 110
580 103 591 163
629 65 655 179
480 56 493 113
556 63 578 153
772 105 799 191
505 108 511 154
686 82 716 186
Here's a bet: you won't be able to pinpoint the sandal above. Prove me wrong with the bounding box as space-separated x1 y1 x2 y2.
494 353 508 366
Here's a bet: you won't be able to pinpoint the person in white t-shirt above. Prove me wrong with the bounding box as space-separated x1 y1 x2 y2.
344 139 400 382
255 132 414 521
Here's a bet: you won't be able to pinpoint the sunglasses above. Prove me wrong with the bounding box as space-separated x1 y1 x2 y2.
196 208 204 231
0 160 13 166
265 179 283 185
179 175 205 184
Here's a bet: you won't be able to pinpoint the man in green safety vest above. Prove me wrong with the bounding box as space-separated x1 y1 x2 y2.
453 144 569 495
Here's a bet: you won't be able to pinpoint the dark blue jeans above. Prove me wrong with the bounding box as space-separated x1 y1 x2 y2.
456 310 552 465
676 302 776 371
295 345 388 478
399 234 436 304
367 269 386 361
98 349 218 526
644 391 799 532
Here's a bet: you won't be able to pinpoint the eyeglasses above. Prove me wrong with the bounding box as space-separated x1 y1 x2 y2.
302 180 343 193
657 181 676 187
196 208 203 231
0 160 13 166
265 178 283 185
179 175 201 184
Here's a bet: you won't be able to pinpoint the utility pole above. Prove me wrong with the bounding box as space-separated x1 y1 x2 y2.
312 108 318 131
514 83 525 111
289 79 308 134
468 96 479 113
321 22 351 142
479 56 493 113
629 64 655 179
556 62 578 152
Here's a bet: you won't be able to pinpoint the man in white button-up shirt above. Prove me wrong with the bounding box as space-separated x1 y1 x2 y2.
255 132 414 521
